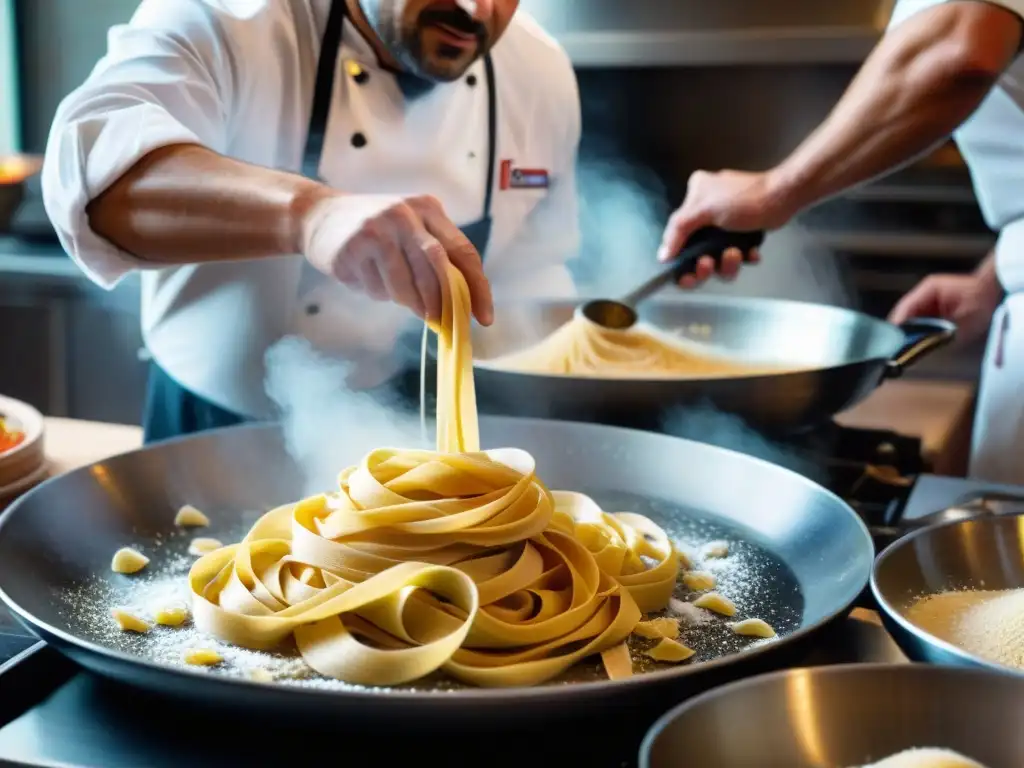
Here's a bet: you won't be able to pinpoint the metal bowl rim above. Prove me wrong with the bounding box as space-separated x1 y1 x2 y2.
637 662 1024 767
870 512 1024 679
0 418 873 703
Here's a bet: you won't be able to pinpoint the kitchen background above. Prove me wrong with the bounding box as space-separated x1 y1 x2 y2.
0 0 991 425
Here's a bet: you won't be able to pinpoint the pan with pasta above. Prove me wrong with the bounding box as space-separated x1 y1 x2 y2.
468 296 956 430
0 275 872 716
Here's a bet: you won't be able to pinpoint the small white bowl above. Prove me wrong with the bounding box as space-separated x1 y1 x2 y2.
0 395 46 488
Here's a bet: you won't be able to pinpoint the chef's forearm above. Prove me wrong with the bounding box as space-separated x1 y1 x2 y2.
765 4 1020 217
86 143 328 264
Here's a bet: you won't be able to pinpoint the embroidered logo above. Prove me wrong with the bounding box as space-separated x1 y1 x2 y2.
500 160 550 190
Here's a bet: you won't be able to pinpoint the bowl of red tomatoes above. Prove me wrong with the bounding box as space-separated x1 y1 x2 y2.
0 396 46 503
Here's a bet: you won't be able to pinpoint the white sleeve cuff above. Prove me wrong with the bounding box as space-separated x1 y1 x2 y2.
42 102 204 289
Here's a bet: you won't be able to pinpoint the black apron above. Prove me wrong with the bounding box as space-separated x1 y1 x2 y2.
143 0 498 443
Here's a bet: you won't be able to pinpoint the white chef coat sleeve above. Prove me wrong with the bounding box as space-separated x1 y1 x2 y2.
41 0 245 289
489 70 582 300
888 0 1024 29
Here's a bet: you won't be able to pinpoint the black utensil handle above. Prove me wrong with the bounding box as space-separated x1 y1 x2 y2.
669 226 766 282
884 318 957 379
621 227 767 307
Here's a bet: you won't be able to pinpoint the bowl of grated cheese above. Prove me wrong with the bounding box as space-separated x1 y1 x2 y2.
872 512 1024 676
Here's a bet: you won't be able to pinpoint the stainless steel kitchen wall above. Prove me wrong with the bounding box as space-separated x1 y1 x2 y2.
576 63 860 201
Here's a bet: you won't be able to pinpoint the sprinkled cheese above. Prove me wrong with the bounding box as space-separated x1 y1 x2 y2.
693 592 737 617
632 617 680 640
111 608 149 633
682 571 717 591
111 547 149 574
729 618 776 638
184 648 222 666
643 638 696 663
174 505 210 528
188 537 223 556
154 606 189 627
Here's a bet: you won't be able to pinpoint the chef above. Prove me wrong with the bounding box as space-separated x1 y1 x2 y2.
658 0 1024 484
41 0 580 442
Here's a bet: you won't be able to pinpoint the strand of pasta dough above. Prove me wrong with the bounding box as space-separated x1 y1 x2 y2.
189 263 679 687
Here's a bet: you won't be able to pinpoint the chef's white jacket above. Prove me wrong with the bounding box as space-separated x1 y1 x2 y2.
42 0 581 418
891 0 1024 483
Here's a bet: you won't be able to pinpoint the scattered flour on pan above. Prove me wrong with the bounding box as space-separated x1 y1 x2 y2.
59 550 312 685
58 516 794 690
906 588 1024 669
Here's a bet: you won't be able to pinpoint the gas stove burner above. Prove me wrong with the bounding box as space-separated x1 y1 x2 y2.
636 411 927 530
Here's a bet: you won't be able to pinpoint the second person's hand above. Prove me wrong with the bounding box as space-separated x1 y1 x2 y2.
658 169 794 289
298 190 494 325
889 269 1003 344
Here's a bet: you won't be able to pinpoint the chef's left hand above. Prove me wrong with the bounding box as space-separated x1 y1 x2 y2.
659 169 792 288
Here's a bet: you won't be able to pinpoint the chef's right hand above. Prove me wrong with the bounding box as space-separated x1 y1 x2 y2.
299 192 493 325
659 170 791 288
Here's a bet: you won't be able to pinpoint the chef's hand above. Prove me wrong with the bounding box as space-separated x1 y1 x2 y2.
300 192 494 325
889 269 1002 343
659 170 792 289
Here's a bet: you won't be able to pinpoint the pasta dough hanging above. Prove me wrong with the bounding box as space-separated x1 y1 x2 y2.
187 263 682 688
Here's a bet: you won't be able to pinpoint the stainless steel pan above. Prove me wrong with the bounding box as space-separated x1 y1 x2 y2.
469 297 955 432
641 664 1024 768
873 513 1024 675
0 418 872 722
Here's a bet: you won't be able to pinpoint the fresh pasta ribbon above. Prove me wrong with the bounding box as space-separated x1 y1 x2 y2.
551 491 679 614
429 257 478 454
188 263 679 687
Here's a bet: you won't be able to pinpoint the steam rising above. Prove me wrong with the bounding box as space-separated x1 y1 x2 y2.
265 152 854 486
572 152 853 309
265 337 425 494
660 406 824 485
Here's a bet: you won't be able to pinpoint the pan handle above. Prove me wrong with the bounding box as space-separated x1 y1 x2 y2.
884 318 957 379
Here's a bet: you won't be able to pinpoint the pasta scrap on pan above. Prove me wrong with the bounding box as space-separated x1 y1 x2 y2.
174 505 210 528
111 608 149 633
111 547 149 574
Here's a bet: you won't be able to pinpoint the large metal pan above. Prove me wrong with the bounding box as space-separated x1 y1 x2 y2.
0 418 872 722
470 296 955 432
641 663 1024 768
873 513 1024 675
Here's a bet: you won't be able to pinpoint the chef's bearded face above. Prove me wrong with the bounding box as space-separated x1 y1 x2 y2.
360 0 519 81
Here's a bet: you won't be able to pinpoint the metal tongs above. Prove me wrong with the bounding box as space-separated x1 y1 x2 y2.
577 227 766 330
